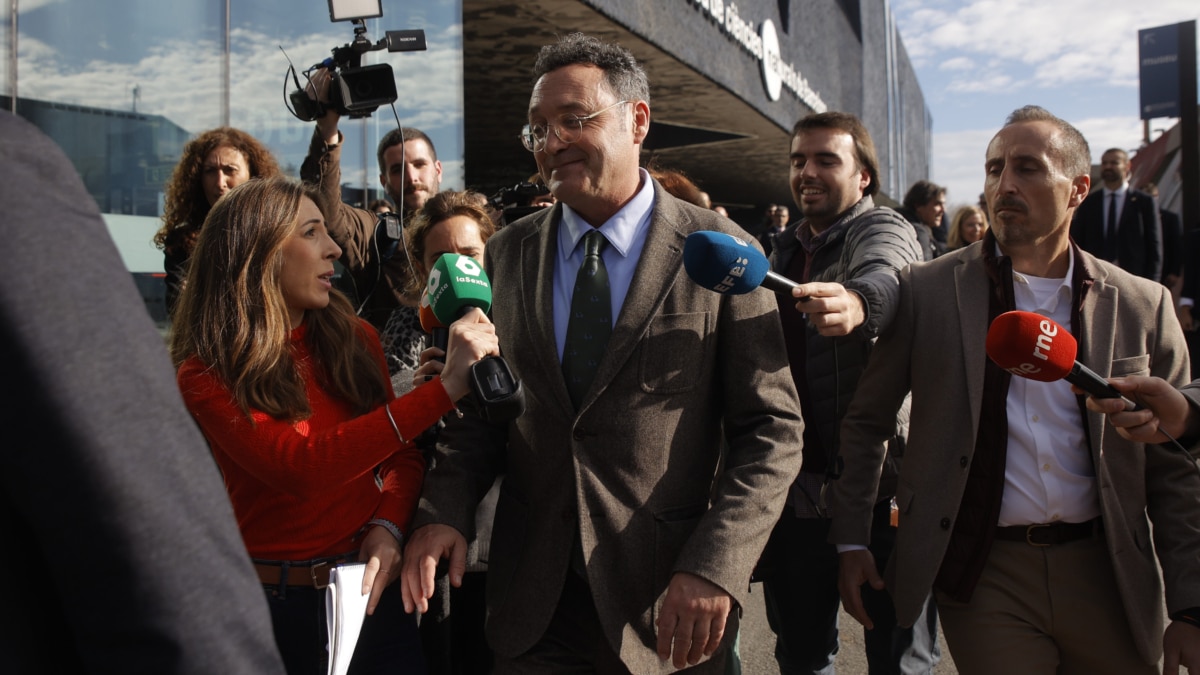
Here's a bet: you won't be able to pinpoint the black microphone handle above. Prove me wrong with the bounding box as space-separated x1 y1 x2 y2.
761 270 812 302
448 303 524 421
1064 361 1140 410
429 326 449 363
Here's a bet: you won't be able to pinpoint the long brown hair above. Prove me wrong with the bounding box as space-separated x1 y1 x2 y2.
170 177 388 421
948 204 988 249
154 127 281 257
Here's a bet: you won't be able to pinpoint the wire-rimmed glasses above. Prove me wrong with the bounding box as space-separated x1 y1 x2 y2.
519 100 629 152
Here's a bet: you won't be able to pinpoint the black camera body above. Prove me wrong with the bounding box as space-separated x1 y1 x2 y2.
290 26 427 120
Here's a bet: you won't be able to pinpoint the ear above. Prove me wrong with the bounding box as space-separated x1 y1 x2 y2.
379 172 388 190
434 160 443 180
631 100 651 145
1068 174 1090 208
858 166 870 194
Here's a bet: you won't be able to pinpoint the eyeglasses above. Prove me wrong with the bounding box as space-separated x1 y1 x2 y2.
520 100 629 153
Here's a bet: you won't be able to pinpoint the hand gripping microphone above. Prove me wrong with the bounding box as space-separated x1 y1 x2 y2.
425 254 525 422
985 310 1200 467
682 230 809 299
984 310 1137 408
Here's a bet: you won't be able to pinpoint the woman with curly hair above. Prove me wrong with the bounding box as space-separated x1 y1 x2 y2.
380 190 496 393
154 127 281 315
170 176 498 675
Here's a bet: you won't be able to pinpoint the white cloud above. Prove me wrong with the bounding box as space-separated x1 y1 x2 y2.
1074 115 1147 159
894 0 1195 208
893 0 1199 90
945 71 1014 93
939 56 974 71
930 127 994 209
16 22 463 187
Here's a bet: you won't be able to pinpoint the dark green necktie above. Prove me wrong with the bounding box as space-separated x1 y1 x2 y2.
562 230 612 408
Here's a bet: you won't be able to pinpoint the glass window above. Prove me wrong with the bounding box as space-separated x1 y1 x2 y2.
5 0 463 325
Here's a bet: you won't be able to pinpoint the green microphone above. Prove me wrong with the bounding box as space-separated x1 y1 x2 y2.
423 253 524 422
426 253 493 324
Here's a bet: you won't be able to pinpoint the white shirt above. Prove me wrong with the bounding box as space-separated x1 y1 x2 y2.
999 248 1101 526
553 168 655 361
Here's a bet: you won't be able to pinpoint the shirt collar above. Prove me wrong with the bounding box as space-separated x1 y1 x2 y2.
558 168 655 260
1103 182 1129 198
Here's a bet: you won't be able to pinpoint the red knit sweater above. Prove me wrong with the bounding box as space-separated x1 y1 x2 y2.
177 320 452 560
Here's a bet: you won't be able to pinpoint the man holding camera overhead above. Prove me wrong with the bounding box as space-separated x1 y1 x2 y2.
300 68 442 332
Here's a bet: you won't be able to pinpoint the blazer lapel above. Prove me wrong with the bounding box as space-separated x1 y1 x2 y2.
1077 268 1119 463
955 249 991 442
517 207 576 417
581 184 687 408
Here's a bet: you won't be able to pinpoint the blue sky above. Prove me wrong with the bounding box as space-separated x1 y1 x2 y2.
890 0 1199 211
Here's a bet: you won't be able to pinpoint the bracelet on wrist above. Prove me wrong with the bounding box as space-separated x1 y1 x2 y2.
367 517 404 547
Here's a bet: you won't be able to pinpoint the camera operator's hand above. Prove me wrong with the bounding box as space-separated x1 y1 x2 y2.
304 67 341 145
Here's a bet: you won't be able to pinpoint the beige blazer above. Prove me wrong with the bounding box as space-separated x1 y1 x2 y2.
415 181 804 673
830 241 1200 665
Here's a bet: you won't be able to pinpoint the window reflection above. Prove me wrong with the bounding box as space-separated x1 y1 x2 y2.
5 0 463 324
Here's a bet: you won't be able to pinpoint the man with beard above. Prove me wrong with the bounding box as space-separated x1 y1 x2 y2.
832 105 1200 673
760 111 936 674
300 69 443 331
1070 147 1161 282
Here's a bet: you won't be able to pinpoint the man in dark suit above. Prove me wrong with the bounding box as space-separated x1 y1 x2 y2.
0 112 285 673
1070 147 1162 282
401 32 804 673
832 106 1200 672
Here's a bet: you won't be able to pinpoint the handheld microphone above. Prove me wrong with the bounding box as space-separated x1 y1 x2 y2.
423 254 524 422
682 231 809 298
426 253 492 324
984 311 1137 408
418 298 448 360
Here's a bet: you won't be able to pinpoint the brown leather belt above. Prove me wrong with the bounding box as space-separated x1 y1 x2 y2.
253 553 357 589
994 518 1101 547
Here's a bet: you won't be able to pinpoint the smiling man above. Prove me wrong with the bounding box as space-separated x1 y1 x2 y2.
402 32 804 674
832 105 1200 673
758 111 933 674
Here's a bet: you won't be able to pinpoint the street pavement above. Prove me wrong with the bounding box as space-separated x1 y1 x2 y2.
736 582 958 674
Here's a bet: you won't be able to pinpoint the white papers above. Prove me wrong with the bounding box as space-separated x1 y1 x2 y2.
325 562 369 675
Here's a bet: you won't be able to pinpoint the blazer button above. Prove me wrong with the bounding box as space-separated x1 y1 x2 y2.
573 428 586 441
940 517 951 530
960 456 968 468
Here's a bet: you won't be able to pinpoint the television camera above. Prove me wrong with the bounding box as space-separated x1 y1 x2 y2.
287 0 427 121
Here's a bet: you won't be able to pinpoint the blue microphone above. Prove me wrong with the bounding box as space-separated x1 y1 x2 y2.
683 230 806 297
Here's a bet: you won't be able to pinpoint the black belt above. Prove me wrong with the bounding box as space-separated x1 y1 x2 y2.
994 518 1101 547
252 552 358 589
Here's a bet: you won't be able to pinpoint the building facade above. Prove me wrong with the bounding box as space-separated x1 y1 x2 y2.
2 0 928 293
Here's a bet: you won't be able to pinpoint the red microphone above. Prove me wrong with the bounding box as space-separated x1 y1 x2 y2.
418 300 448 360
985 310 1137 408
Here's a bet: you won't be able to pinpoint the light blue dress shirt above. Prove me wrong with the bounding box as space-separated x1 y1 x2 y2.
553 168 656 362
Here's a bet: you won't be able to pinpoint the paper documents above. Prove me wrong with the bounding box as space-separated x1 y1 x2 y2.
326 562 368 675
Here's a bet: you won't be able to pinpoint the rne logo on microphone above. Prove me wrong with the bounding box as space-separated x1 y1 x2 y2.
1032 319 1057 361
1001 319 1058 377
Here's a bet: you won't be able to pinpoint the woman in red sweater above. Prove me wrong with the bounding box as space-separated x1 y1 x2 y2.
170 176 498 675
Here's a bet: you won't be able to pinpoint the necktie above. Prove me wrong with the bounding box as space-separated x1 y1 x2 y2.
1106 192 1118 260
562 230 612 408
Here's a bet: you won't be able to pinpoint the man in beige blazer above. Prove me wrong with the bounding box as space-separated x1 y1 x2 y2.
401 32 804 673
830 105 1200 673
